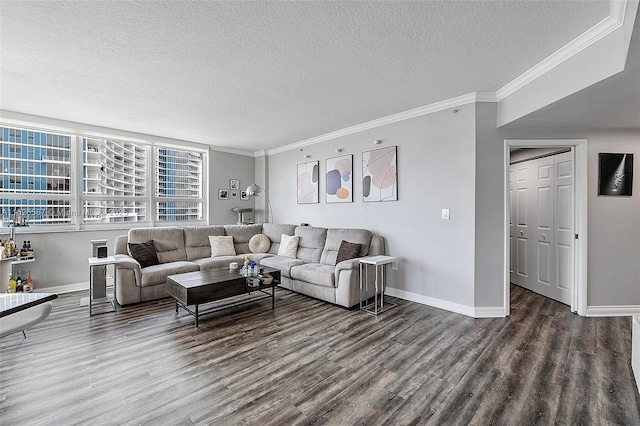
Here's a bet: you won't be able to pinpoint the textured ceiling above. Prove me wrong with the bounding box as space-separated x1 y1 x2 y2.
0 0 611 152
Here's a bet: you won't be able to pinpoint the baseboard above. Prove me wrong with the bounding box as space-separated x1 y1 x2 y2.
385 287 506 318
33 281 89 294
586 305 640 317
473 306 508 318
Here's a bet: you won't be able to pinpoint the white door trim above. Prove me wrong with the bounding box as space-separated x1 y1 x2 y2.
503 139 588 316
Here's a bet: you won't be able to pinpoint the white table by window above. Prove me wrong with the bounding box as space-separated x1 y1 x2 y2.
88 256 118 315
359 255 397 315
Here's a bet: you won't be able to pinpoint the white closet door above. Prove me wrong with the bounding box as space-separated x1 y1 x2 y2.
509 152 573 305
510 162 532 287
553 151 574 305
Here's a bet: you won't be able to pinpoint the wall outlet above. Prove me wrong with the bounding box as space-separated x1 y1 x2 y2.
442 209 450 220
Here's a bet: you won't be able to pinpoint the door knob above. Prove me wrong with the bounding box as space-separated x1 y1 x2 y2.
541 234 546 240
519 231 524 236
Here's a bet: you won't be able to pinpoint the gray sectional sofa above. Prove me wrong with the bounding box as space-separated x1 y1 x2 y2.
114 223 385 308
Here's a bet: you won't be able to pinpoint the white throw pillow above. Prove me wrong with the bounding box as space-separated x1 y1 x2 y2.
209 235 236 257
278 234 299 258
249 233 271 253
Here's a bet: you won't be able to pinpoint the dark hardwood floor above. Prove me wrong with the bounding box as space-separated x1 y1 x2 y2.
1 285 639 425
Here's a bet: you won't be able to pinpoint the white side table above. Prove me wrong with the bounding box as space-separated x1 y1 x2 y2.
359 255 397 315
88 256 118 315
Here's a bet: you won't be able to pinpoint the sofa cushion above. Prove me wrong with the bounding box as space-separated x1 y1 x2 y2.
260 256 306 278
249 234 271 253
262 223 297 254
209 236 236 257
278 234 299 258
128 240 159 268
335 240 363 265
290 263 335 288
183 225 226 260
224 224 263 254
193 255 244 270
320 228 372 266
128 226 186 263
294 226 327 263
140 261 200 287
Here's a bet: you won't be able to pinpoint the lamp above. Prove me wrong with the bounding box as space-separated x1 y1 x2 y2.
246 183 263 197
245 183 273 223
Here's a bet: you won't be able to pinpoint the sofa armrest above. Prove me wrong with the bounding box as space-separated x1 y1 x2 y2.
369 235 385 256
335 258 361 274
115 254 142 287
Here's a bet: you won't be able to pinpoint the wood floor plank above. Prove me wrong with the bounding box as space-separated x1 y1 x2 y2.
1 285 638 425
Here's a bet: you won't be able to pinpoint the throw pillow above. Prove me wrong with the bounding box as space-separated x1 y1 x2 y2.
249 233 271 253
128 240 159 268
335 240 362 265
209 235 236 257
278 234 299 258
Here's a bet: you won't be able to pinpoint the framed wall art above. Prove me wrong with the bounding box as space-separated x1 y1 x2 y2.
326 154 353 203
598 153 633 196
218 189 229 200
240 190 249 200
362 146 397 202
297 160 319 204
229 179 240 190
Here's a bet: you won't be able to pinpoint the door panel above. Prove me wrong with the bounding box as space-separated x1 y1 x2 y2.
537 187 552 229
517 188 528 226
538 241 552 285
557 243 572 291
517 238 528 277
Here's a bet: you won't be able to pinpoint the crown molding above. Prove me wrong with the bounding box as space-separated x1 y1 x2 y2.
496 0 627 101
208 145 256 157
267 92 489 155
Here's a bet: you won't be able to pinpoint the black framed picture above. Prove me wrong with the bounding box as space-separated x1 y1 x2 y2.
598 153 633 196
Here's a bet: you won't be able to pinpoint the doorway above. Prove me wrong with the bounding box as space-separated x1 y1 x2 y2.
509 150 573 305
503 139 588 316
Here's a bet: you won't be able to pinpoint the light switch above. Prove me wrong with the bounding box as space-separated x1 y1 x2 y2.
442 209 450 220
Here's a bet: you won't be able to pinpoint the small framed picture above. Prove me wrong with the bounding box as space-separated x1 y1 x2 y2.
229 179 240 190
240 190 249 201
218 189 229 200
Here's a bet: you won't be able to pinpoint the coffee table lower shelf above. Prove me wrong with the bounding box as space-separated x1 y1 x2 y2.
173 286 278 328
166 267 281 328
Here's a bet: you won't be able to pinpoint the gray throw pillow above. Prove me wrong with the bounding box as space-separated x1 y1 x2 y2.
335 240 362 265
128 240 159 268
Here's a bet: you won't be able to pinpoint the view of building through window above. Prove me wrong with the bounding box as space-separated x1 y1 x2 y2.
0 126 205 226
0 127 72 224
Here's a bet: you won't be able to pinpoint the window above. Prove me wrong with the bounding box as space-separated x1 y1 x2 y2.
0 127 73 225
0 125 207 228
155 147 204 221
82 137 148 223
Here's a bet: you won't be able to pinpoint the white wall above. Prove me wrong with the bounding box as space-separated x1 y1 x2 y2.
266 105 478 307
0 228 125 291
209 149 256 224
586 130 640 306
474 103 506 309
